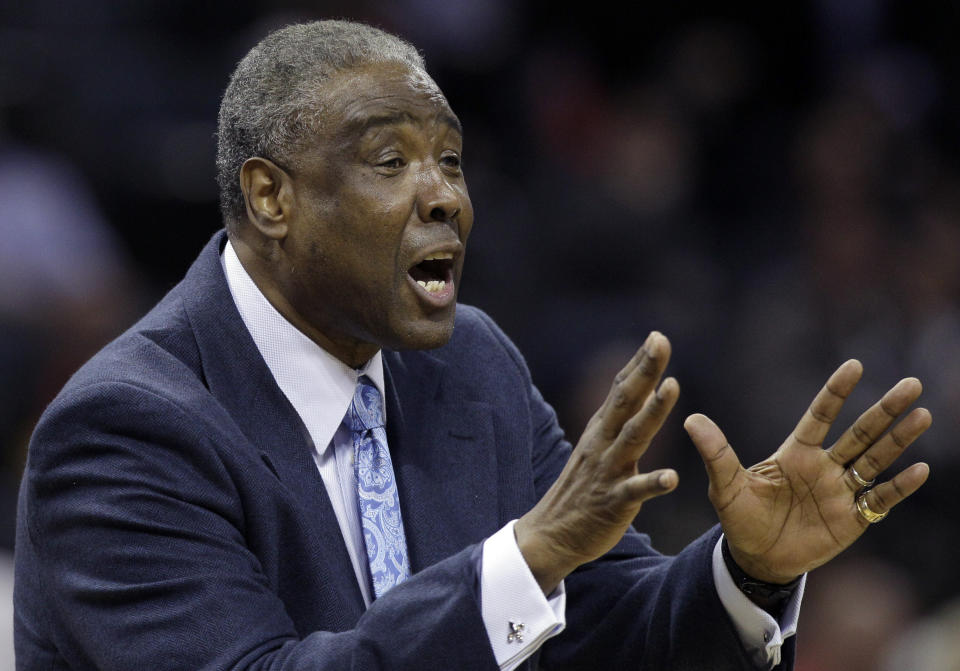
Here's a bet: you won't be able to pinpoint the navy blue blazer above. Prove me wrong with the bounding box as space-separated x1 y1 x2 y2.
15 231 794 669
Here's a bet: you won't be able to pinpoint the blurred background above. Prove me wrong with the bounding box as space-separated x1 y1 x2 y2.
2 0 959 668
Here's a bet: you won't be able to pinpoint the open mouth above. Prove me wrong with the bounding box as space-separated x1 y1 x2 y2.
408 252 454 295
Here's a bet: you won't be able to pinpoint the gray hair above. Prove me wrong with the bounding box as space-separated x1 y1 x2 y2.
215 20 426 226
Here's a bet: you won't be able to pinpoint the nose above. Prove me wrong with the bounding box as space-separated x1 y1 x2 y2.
416 165 461 223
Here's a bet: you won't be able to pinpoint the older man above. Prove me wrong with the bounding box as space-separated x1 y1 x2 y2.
15 20 930 670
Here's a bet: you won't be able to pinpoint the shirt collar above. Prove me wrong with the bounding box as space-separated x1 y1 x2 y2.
220 238 385 456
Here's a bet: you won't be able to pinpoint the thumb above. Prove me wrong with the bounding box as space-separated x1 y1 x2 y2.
684 413 743 491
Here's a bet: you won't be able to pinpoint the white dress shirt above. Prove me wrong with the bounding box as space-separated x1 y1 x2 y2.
220 240 801 669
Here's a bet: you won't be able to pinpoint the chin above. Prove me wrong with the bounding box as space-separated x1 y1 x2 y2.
387 313 457 351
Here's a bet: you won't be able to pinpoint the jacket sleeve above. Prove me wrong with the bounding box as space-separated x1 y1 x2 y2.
16 380 498 671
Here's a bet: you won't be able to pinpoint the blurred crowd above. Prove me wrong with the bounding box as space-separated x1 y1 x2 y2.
2 1 959 668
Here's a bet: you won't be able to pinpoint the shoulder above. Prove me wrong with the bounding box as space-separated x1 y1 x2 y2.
54 287 206 416
50 232 232 418
29 276 231 477
22 286 246 538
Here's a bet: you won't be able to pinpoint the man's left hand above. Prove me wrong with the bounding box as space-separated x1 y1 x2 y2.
684 359 931 584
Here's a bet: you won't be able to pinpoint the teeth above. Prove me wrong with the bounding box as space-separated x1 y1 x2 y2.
416 280 447 293
423 252 454 261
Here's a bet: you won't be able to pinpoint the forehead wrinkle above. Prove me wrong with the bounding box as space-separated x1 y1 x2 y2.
441 112 463 138
319 62 461 139
342 107 463 146
346 109 418 138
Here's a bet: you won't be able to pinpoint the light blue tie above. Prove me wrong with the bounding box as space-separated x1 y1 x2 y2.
350 375 411 599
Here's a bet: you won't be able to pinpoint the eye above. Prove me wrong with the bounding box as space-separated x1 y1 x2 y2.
440 152 462 173
375 155 407 173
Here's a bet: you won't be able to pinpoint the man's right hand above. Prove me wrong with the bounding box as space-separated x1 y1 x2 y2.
514 331 680 594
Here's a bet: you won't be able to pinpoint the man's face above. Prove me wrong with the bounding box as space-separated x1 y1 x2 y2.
275 61 473 364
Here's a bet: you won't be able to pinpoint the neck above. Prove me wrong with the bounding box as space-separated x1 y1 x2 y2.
229 232 380 368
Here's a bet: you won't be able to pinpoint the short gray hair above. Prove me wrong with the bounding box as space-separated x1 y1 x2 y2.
215 20 426 226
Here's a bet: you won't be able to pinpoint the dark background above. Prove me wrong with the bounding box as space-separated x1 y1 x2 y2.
2 1 960 668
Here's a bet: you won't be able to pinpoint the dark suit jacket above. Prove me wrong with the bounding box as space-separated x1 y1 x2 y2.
14 231 794 669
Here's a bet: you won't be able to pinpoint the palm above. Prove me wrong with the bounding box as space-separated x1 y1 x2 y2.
685 360 931 584
715 445 862 579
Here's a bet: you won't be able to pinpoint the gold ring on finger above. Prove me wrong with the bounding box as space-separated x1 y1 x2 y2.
849 465 875 490
856 492 888 524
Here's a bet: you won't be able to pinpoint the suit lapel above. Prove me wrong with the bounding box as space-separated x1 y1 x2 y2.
384 350 500 573
179 231 364 621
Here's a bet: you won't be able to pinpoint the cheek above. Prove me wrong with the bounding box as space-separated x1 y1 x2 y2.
456 203 475 245
307 182 414 286
344 225 408 306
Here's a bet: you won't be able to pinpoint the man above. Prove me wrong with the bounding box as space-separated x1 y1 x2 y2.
14 20 931 670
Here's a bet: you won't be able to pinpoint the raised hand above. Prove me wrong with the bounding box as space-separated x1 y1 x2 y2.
515 332 680 594
684 359 931 584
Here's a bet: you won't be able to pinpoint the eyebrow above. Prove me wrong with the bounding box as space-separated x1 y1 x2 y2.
347 110 463 138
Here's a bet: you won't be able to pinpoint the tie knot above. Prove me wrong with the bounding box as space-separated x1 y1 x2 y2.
350 375 384 431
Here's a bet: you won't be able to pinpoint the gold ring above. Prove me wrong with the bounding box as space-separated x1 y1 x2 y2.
849 465 875 490
856 492 888 524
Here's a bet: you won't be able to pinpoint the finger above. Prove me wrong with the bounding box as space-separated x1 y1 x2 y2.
612 331 657 380
845 407 932 489
793 359 863 447
609 377 680 463
829 377 924 466
615 468 679 504
597 332 671 441
684 413 743 494
856 462 930 525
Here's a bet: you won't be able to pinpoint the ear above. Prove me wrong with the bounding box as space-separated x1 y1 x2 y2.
239 157 293 240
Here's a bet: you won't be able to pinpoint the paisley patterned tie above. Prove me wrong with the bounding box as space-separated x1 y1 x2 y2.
350 375 411 598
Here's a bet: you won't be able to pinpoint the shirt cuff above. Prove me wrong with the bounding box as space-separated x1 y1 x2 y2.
712 536 805 669
481 520 566 670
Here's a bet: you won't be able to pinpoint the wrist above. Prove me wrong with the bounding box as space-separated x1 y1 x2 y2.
721 538 801 616
723 538 799 585
513 516 573 596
